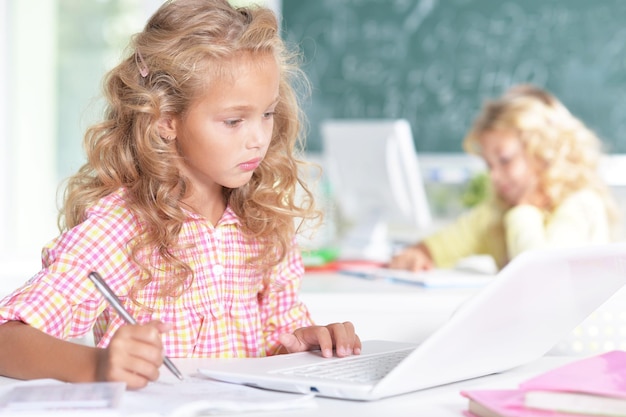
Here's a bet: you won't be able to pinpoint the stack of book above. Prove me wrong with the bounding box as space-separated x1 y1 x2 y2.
461 350 626 417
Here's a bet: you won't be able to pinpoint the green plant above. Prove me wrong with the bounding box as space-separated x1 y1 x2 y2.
461 172 490 208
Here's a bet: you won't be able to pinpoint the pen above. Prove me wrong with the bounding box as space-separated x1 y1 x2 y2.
87 271 184 381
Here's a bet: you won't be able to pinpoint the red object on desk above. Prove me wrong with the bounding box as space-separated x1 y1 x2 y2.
304 260 385 273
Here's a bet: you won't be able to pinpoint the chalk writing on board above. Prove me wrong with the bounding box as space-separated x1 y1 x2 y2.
282 0 626 153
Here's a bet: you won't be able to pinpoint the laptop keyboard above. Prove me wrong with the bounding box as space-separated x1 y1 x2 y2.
271 348 413 383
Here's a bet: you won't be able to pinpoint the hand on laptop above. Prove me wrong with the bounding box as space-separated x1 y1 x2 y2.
278 322 362 358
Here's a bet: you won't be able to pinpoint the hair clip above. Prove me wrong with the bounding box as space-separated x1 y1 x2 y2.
135 50 149 78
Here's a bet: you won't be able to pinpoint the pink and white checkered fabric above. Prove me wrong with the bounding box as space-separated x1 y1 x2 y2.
0 189 313 358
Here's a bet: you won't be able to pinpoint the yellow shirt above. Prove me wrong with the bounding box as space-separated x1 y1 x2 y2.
424 189 611 270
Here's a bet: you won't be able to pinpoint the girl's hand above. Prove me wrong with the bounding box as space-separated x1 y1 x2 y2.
516 184 550 210
278 322 361 358
389 243 434 272
96 320 171 389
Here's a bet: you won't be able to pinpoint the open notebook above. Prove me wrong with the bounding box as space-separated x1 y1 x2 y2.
199 243 626 401
336 264 496 288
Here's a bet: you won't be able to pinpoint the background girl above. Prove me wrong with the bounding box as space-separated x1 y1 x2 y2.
391 84 619 272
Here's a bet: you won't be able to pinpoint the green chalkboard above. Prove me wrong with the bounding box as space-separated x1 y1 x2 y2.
282 0 626 153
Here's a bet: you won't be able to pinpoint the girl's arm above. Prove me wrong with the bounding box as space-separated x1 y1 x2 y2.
262 240 361 357
418 202 501 268
0 320 168 389
505 190 608 258
0 321 99 381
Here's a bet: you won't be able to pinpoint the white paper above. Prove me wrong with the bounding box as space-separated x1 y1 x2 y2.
0 380 124 416
121 374 317 416
339 266 495 288
0 377 315 417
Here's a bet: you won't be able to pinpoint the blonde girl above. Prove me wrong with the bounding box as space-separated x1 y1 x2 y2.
0 0 360 389
391 84 618 272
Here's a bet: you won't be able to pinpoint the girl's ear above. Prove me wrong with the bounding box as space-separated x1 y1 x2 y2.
157 116 178 141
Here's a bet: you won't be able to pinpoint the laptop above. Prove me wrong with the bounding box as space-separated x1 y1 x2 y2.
198 243 626 401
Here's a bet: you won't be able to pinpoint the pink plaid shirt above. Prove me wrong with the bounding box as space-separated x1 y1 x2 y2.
0 189 313 357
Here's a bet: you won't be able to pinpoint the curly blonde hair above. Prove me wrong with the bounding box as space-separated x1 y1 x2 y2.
463 84 619 224
59 0 318 298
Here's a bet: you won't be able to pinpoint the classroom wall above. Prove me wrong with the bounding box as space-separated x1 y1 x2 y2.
4 0 59 256
0 0 286 298
282 0 626 153
0 1 7 244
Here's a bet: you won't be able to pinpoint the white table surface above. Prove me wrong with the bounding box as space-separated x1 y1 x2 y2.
291 355 576 416
0 355 578 417
169 355 579 416
299 271 481 343
0 269 598 416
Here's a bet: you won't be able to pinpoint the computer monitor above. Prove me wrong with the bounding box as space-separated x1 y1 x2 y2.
321 119 432 261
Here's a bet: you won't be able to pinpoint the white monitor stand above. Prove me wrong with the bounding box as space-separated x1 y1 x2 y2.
321 119 432 262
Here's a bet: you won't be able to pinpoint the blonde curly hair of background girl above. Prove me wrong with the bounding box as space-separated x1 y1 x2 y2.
58 0 319 298
463 84 619 229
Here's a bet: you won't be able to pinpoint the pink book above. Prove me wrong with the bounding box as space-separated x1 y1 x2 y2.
461 351 626 417
461 389 575 417
519 350 626 398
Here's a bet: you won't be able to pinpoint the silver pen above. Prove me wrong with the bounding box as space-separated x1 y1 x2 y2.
87 271 184 380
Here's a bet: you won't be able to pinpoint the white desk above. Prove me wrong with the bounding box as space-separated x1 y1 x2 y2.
300 271 626 356
0 270 604 416
194 355 577 417
0 355 577 416
300 272 480 343
166 355 577 417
